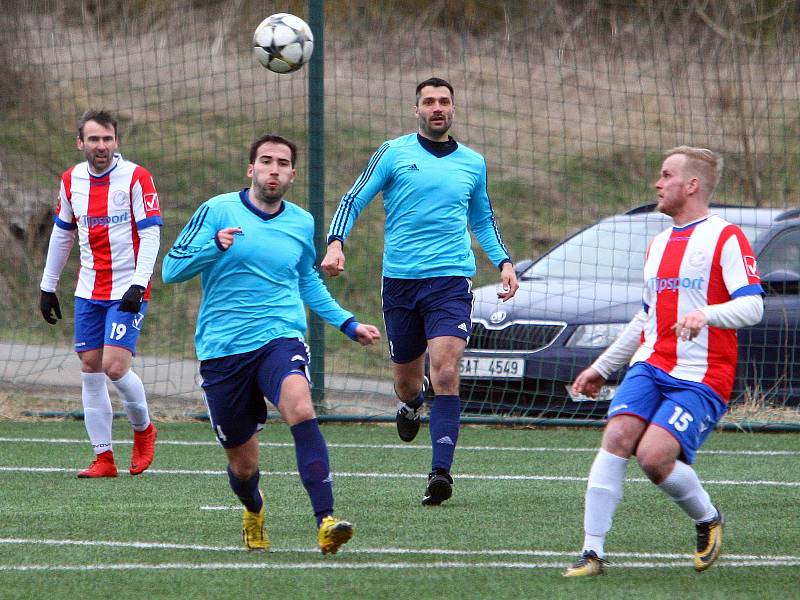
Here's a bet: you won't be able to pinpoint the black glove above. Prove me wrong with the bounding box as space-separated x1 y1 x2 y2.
119 285 145 313
40 291 62 324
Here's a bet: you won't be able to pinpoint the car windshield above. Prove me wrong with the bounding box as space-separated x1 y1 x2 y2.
524 218 667 282
523 214 772 282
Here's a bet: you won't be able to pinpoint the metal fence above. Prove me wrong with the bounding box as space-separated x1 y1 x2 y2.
1 1 798 428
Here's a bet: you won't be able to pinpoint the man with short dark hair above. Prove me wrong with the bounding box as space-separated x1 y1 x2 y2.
39 109 161 478
163 133 381 554
322 77 518 505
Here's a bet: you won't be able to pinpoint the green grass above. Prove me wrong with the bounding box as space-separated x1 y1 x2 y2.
0 420 798 599
0 108 561 370
3 106 798 371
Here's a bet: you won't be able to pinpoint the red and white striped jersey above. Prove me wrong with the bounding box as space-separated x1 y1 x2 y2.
630 214 763 402
54 154 162 300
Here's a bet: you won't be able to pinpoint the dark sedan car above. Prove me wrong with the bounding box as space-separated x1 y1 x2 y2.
459 204 800 418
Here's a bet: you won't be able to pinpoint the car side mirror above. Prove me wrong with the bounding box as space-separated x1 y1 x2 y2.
762 270 800 295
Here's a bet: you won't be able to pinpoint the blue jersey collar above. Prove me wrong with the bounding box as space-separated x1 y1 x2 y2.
672 214 710 232
239 188 285 221
417 133 458 158
87 153 121 178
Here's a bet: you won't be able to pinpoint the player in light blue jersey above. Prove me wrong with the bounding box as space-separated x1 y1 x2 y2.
322 78 519 505
162 134 381 554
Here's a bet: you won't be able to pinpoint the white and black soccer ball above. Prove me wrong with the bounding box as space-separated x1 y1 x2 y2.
253 13 314 74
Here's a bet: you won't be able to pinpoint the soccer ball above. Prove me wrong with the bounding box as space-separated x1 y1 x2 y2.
253 13 314 74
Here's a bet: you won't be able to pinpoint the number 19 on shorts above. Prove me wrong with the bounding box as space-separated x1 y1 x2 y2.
110 322 127 340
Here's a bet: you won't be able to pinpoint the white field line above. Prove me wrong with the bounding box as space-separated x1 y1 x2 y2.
0 437 798 457
1 561 799 572
0 465 798 487
2 538 797 562
0 538 798 572
0 465 797 488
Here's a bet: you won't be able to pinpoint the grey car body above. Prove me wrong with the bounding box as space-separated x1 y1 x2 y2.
459 204 800 417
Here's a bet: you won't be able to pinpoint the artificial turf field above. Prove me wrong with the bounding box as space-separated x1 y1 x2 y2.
0 420 798 600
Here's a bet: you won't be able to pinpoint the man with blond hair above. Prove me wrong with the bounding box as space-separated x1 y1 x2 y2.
563 146 764 576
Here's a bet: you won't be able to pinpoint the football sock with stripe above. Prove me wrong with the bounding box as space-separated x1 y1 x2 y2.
81 372 114 455
429 394 460 473
291 418 334 526
111 369 151 432
658 460 716 522
227 465 263 513
582 448 629 557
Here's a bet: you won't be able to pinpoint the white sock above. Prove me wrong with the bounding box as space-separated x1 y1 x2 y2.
582 448 629 557
81 372 113 455
658 460 717 523
111 370 151 432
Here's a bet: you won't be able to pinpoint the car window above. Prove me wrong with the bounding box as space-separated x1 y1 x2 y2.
525 217 669 282
521 213 775 283
758 227 800 279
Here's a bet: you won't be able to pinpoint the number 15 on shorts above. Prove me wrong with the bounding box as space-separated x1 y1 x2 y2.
668 405 694 432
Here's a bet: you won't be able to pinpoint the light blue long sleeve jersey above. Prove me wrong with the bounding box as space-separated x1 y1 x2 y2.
327 133 511 278
162 190 353 361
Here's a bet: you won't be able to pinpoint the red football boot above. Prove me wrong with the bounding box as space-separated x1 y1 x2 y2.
77 450 118 478
130 423 157 475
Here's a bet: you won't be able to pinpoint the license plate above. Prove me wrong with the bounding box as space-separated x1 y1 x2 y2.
459 357 525 379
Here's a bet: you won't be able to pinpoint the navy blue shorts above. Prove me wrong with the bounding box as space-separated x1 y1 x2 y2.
199 338 311 448
381 276 473 364
74 297 149 354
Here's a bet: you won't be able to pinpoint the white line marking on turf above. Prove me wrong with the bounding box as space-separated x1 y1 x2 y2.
1 560 799 572
1 466 798 487
3 538 796 563
1 437 798 457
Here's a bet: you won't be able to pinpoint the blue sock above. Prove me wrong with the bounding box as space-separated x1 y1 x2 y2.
227 465 263 513
406 390 424 410
429 394 460 473
291 418 334 526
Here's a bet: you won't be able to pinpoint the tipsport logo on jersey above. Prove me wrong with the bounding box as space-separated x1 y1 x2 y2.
647 275 706 294
81 212 130 228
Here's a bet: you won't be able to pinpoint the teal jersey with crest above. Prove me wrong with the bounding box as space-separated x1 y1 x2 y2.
162 190 353 360
327 133 510 278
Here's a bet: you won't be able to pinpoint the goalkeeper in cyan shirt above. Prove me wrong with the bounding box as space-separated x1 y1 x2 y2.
162 134 381 554
322 77 519 506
